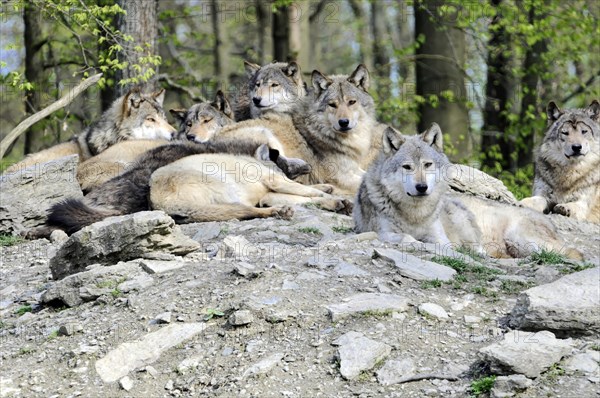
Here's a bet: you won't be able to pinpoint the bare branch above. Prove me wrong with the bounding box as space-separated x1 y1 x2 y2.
561 70 600 103
156 74 206 102
0 73 103 159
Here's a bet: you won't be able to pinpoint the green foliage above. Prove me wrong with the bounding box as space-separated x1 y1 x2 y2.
528 249 566 265
470 375 496 397
420 279 443 289
203 308 225 321
0 234 23 247
298 227 322 235
15 305 32 316
332 225 353 234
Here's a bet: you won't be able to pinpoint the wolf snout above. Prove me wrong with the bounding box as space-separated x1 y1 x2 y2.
571 144 582 154
338 119 350 129
253 97 263 106
415 183 428 194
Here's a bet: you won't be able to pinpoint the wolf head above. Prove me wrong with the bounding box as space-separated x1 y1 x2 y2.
376 123 451 202
542 100 600 161
118 88 176 141
244 60 307 117
170 91 235 143
310 64 376 135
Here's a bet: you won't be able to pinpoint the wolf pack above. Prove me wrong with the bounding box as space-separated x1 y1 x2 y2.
4 61 599 261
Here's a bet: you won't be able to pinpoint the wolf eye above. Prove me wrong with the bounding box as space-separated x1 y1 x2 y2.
402 164 412 170
424 162 433 168
203 118 212 124
271 83 279 88
186 121 192 127
348 99 356 105
146 117 156 122
561 130 569 135
328 103 337 108
581 129 588 134
255 82 261 87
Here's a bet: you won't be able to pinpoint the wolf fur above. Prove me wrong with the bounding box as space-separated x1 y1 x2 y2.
233 61 307 121
148 146 347 223
28 139 312 238
520 100 600 223
3 88 176 174
76 91 237 191
354 124 582 259
217 65 381 195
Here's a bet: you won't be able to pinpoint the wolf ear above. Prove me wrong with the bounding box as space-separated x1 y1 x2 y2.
122 88 143 116
421 123 444 152
585 100 600 122
212 90 233 119
254 144 272 162
152 88 166 105
169 108 187 124
348 64 370 92
244 60 261 78
547 101 563 124
312 70 332 96
283 61 301 79
382 126 405 155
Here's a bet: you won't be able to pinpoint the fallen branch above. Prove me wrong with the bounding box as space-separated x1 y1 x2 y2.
0 73 102 159
392 373 459 384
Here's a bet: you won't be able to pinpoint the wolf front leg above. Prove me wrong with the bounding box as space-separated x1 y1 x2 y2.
519 196 549 213
259 193 353 215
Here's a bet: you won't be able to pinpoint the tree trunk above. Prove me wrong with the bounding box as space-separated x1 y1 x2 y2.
256 0 272 64
517 6 548 169
211 0 227 85
289 1 310 65
23 1 49 154
273 5 290 61
114 0 159 97
371 1 390 101
415 0 470 159
482 0 514 170
348 0 373 70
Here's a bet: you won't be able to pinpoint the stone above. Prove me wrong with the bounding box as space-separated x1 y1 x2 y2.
490 375 533 398
233 262 263 279
140 260 186 274
479 330 573 378
334 262 369 276
49 211 199 279
464 315 481 324
418 303 449 320
0 155 83 234
222 235 252 259
117 274 154 293
242 353 284 378
49 229 68 244
229 310 253 326
562 352 600 374
58 323 81 336
376 358 416 385
509 267 600 336
333 331 391 380
191 222 222 241
155 312 172 324
326 293 410 321
119 376 134 391
373 248 457 281
447 164 517 205
95 323 207 383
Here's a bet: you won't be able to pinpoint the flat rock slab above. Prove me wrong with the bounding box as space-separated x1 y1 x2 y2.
376 358 416 385
242 352 284 378
326 293 409 321
50 211 199 279
0 155 83 234
509 267 600 336
95 322 207 383
418 303 449 320
373 248 456 281
140 260 187 274
479 330 573 378
333 331 391 380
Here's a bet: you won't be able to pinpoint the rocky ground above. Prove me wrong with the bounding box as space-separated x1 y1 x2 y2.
1 204 599 398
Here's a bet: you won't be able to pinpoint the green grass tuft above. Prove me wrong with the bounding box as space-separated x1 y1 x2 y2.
420 279 443 289
0 234 23 246
15 305 32 316
528 249 566 265
332 225 353 234
298 227 322 235
470 375 496 397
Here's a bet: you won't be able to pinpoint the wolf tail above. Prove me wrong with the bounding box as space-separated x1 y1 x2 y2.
46 198 122 235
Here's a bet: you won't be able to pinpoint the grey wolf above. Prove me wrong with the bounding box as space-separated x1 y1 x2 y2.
217 64 382 195
3 88 176 174
520 100 600 223
354 123 582 259
233 61 307 121
77 91 236 191
28 140 312 238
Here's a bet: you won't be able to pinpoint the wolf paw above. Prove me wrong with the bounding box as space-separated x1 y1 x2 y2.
335 199 353 216
273 205 294 220
553 203 571 217
312 184 335 194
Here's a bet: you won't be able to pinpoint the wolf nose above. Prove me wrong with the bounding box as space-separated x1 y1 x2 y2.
338 119 350 128
186 134 196 141
415 183 428 193
252 97 262 106
572 144 582 153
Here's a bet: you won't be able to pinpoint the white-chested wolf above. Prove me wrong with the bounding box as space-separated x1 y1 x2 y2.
354 123 582 259
3 88 176 174
521 100 600 223
233 61 307 121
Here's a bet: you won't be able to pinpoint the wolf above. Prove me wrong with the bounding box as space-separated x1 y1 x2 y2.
354 124 582 259
3 88 176 174
217 64 382 195
520 100 600 223
233 61 307 121
76 91 236 191
27 139 314 238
